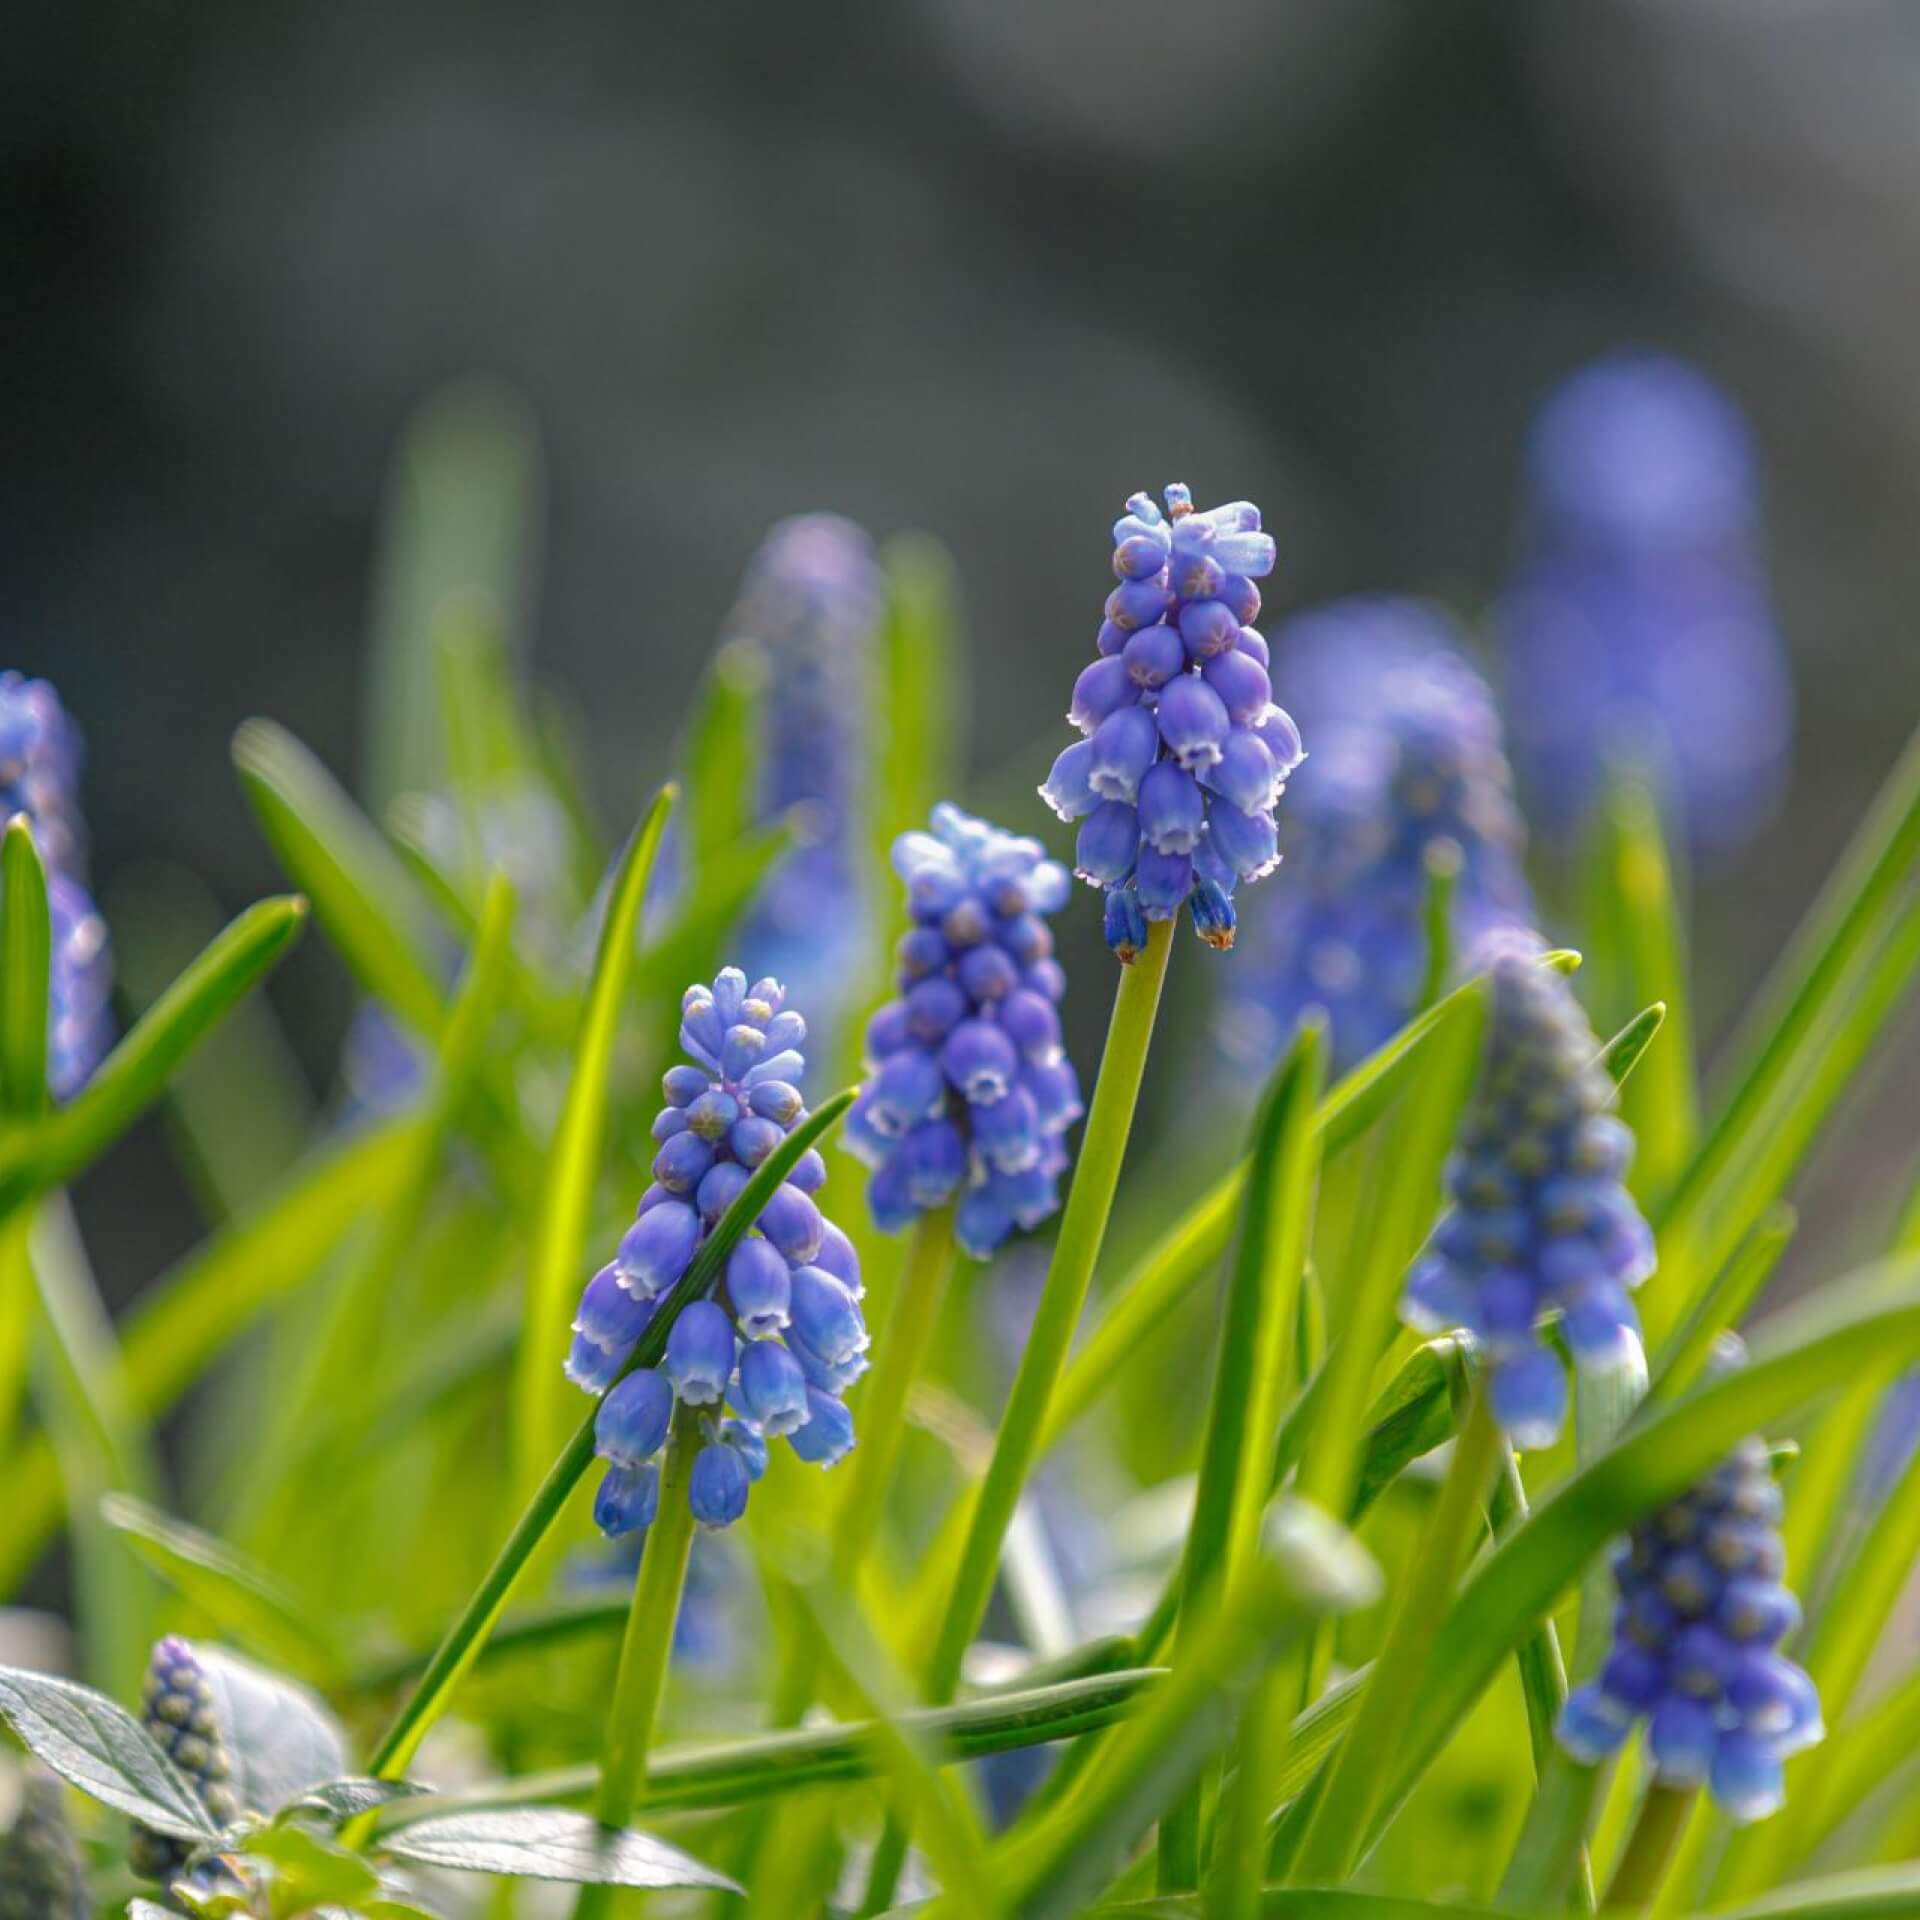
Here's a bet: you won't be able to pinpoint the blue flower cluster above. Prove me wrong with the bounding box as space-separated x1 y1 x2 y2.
1230 599 1533 1075
735 514 883 1023
1499 354 1793 852
1403 941 1653 1446
0 1770 88 1920
128 1637 242 1884
0 672 112 1100
1041 486 1303 958
846 805 1081 1260
567 969 864 1533
1557 1433 1822 1821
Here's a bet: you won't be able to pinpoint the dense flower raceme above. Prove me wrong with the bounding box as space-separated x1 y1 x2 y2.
1041 485 1303 958
1229 598 1533 1076
1402 941 1654 1446
128 1637 243 1884
844 805 1082 1260
734 515 884 1020
1558 1430 1822 1820
566 969 864 1533
1499 353 1794 851
0 671 112 1100
0 1770 89 1920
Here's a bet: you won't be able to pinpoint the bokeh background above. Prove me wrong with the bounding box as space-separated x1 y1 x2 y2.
10 0 1920 1315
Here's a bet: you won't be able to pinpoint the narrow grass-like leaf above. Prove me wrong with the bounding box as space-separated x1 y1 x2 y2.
1580 776 1697 1206
681 636 766 866
381 1807 739 1890
99 1493 341 1680
235 717 445 1036
0 1666 218 1842
363 378 541 816
1337 1257 1920 1867
368 1088 855 1779
0 1116 412 1596
1161 1024 1325 1885
0 895 309 1212
997 1502 1381 1920
511 786 675 1497
875 533 965 872
0 816 51 1118
247 1824 382 1902
1648 1204 1796 1402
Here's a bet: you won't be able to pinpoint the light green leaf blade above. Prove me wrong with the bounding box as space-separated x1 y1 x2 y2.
680 636 766 867
0 894 308 1212
234 717 444 1036
99 1493 341 1681
0 816 51 1118
245 1822 382 1903
364 378 542 815
511 785 675 1496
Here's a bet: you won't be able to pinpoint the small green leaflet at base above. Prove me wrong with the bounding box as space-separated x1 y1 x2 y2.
0 1664 220 1844
282 1775 438 1823
380 1807 741 1890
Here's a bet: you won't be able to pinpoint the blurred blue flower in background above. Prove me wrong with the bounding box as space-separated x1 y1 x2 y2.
732 514 885 1030
1403 937 1652 1446
1498 352 1794 852
1227 599 1533 1077
0 672 112 1099
569 967 866 1533
1558 1429 1821 1822
846 804 1081 1259
0 1769 88 1920
1042 485 1302 958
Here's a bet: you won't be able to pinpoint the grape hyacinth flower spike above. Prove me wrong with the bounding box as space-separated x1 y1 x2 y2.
0 1769 89 1920
1402 939 1654 1446
566 967 865 1534
1557 1422 1822 1822
845 804 1083 1259
0 670 112 1099
127 1637 243 1884
1041 484 1304 957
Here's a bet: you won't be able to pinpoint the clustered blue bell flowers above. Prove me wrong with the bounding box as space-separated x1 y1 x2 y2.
734 514 883 1024
567 968 864 1534
0 672 112 1100
1231 599 1533 1075
1558 1432 1822 1821
0 1770 88 1920
127 1637 242 1884
845 805 1081 1260
1499 353 1793 853
1041 485 1303 959
1402 941 1653 1446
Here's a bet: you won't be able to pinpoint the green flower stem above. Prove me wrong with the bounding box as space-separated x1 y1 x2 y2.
832 1203 958 1582
1604 1782 1696 1913
572 1403 702 1920
859 918 1175 1914
1286 1379 1501 1885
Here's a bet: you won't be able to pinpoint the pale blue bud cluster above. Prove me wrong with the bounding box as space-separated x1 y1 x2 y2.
128 1637 242 1884
846 805 1081 1259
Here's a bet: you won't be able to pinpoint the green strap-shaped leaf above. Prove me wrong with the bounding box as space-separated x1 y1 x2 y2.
0 816 51 1118
510 785 675 1497
0 894 308 1214
235 717 445 1036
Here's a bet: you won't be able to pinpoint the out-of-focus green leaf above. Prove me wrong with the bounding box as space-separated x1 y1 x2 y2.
0 1665 217 1843
1580 776 1697 1207
364 379 541 816
681 636 766 866
0 816 51 1118
0 1117 412 1597
99 1494 341 1681
0 895 308 1213
380 1807 740 1890
511 786 675 1496
1649 1204 1796 1402
874 532 964 874
282 1776 436 1823
245 1822 381 1902
234 717 444 1037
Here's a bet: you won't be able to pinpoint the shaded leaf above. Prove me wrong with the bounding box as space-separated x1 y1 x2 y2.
282 1776 437 1823
380 1807 739 1890
0 815 51 1118
197 1644 348 1816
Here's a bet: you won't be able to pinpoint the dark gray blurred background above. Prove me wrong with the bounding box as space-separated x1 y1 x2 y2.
10 0 1920 1295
